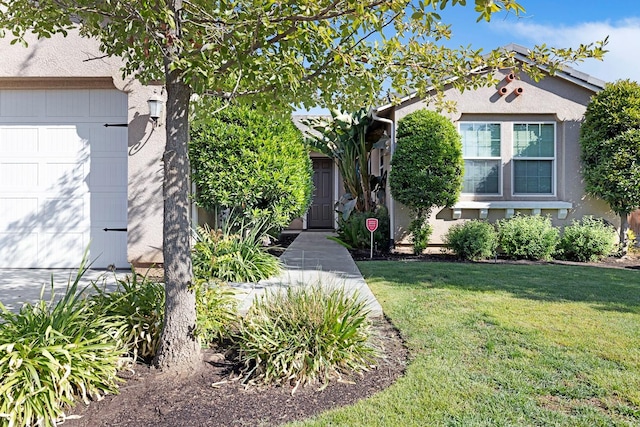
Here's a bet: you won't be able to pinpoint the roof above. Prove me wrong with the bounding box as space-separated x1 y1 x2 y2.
375 43 607 113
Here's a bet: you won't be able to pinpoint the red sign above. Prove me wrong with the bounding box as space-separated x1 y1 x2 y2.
366 218 379 233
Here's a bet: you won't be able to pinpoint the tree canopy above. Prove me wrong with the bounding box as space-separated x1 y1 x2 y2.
580 79 640 244
0 0 608 372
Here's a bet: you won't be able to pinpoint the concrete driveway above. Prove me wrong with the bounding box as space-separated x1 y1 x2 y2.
0 268 124 312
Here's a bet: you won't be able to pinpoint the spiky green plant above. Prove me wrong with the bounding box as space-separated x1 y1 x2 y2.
194 280 238 346
90 267 165 361
0 261 127 427
236 284 378 393
192 215 282 283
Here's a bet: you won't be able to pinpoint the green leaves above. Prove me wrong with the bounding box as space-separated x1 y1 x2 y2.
0 0 606 112
190 102 313 231
235 284 378 391
390 110 464 213
497 214 559 261
580 80 640 219
192 216 282 283
0 266 126 427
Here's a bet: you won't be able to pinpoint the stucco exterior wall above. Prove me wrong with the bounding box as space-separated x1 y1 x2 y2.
391 69 616 247
0 31 165 265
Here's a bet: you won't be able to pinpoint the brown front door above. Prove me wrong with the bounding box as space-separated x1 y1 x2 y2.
308 158 334 229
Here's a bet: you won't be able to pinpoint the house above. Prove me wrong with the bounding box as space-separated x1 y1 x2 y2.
290 45 618 250
0 31 166 268
375 44 615 248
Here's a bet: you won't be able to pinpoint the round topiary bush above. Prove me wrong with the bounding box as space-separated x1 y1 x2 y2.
389 110 463 254
558 216 618 262
444 220 498 261
497 214 559 261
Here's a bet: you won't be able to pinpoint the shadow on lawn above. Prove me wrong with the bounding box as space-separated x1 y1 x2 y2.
358 261 640 314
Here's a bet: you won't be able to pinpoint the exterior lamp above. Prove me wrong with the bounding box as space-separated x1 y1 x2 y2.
147 91 164 126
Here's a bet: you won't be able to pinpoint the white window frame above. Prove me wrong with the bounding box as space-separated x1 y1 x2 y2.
511 122 556 197
459 122 502 196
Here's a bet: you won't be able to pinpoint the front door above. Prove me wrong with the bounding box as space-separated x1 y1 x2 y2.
307 158 334 229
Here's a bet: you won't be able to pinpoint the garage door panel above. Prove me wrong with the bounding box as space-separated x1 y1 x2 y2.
90 229 128 268
40 233 86 267
0 90 45 118
91 126 128 154
41 198 87 230
46 90 90 118
42 127 88 156
90 158 127 190
0 232 38 267
91 193 127 224
0 128 39 154
0 198 38 231
41 162 85 193
0 163 39 189
90 90 128 118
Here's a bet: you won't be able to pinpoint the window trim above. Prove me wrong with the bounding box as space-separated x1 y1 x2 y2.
458 122 503 197
510 122 557 197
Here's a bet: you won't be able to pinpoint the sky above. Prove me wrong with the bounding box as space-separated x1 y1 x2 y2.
437 0 640 83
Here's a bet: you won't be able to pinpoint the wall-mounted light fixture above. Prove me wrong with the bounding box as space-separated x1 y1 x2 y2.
147 91 164 126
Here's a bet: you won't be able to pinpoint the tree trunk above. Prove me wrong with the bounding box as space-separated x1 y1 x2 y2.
620 213 630 254
153 64 202 371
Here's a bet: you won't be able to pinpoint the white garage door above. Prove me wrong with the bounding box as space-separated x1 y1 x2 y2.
0 88 128 268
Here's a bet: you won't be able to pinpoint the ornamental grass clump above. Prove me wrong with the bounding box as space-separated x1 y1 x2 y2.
558 216 618 262
236 284 378 392
90 267 165 361
444 220 498 261
194 280 238 346
497 214 559 261
192 216 281 283
0 264 127 427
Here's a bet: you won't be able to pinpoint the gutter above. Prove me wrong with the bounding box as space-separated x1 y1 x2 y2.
370 109 396 249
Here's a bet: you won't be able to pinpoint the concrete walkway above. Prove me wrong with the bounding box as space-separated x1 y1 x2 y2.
235 231 383 317
0 268 122 312
0 232 383 317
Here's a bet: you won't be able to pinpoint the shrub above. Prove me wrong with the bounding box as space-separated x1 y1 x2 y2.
337 206 390 252
445 220 498 260
497 214 559 260
0 265 126 427
192 216 282 283
558 216 618 262
235 284 378 392
190 101 313 231
389 110 463 254
90 267 165 361
194 280 238 346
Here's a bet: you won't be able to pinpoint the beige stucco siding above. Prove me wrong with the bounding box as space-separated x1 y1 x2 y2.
0 31 165 265
391 69 616 247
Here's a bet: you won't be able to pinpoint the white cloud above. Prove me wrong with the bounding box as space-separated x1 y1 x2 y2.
492 18 640 83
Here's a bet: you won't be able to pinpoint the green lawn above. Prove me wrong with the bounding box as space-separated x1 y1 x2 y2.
292 262 640 427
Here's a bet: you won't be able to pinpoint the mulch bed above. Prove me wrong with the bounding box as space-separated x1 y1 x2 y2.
65 319 408 427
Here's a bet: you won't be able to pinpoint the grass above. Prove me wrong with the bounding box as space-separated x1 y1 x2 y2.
291 262 640 426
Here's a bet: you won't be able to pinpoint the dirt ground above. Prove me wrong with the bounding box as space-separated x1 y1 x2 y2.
65 319 408 427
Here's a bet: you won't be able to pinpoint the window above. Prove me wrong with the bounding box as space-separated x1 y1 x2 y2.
460 123 501 194
513 123 555 194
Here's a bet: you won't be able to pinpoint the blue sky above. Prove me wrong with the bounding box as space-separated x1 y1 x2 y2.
436 0 640 82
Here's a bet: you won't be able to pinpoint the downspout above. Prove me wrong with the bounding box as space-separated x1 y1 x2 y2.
370 109 395 249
